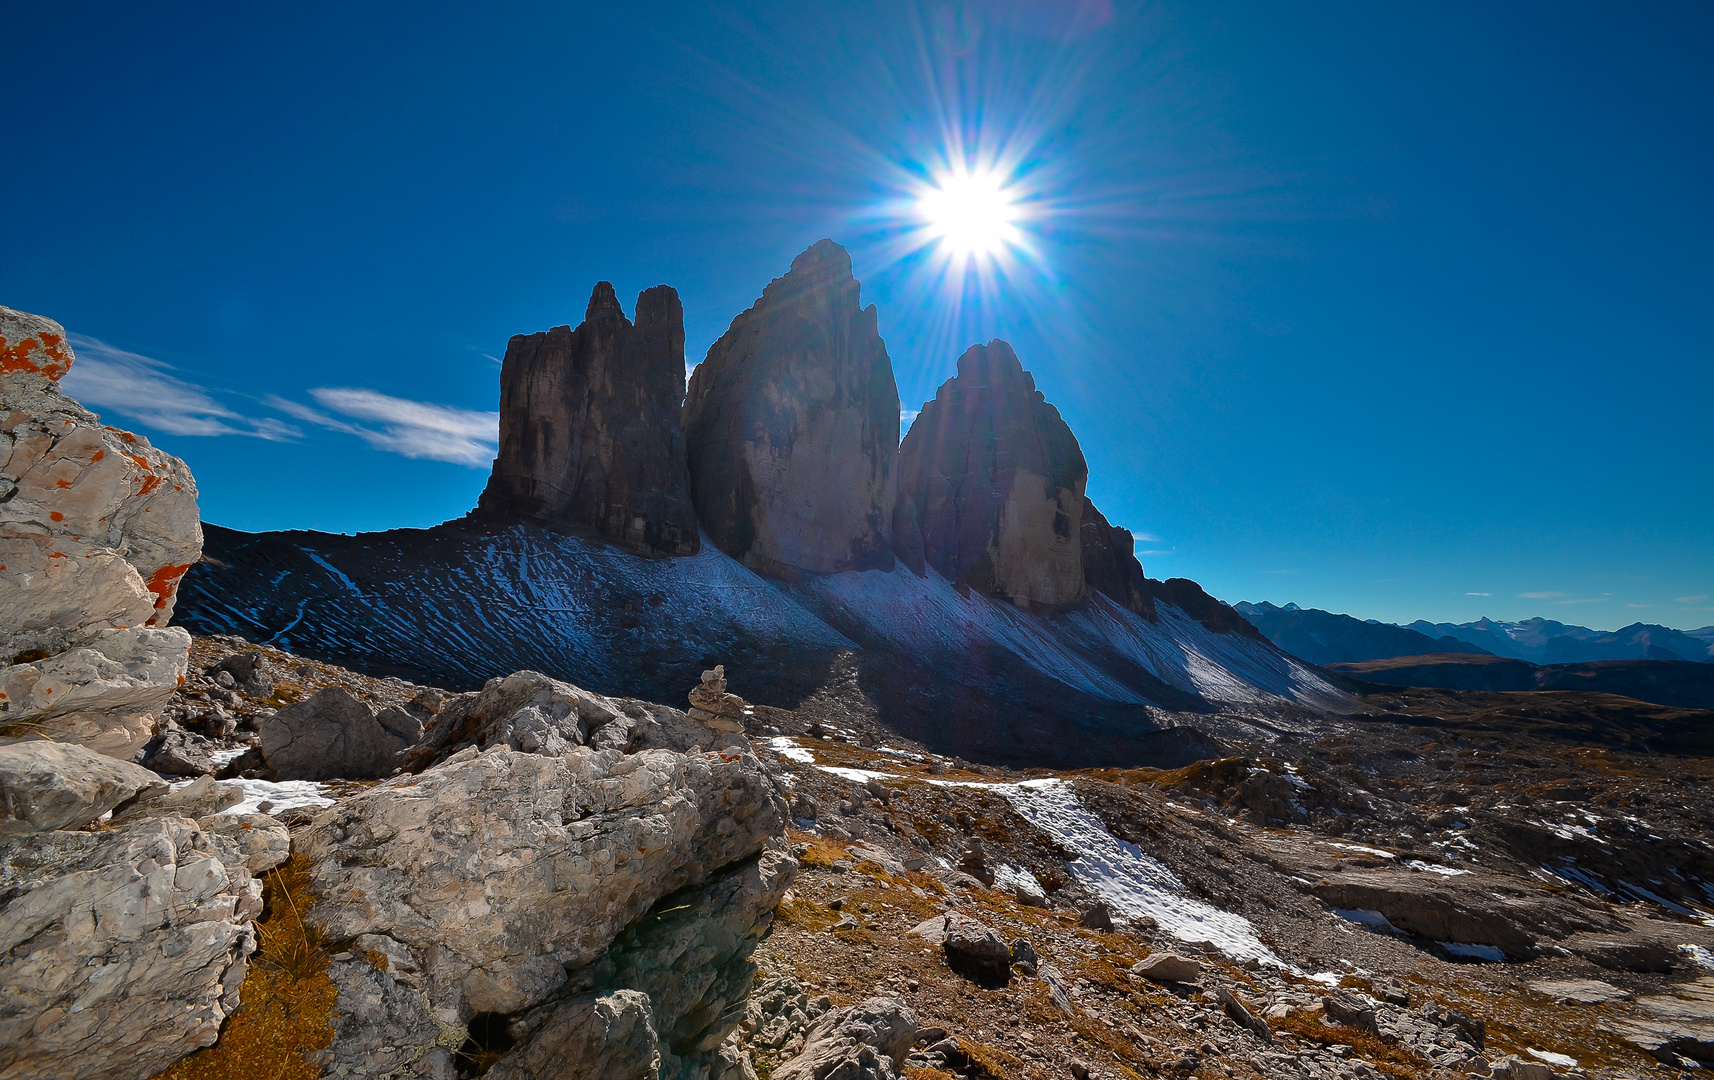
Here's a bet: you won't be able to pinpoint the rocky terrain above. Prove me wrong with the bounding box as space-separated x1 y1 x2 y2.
7 273 1714 1080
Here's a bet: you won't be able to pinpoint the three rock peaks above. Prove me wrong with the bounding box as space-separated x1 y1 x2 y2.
479 238 1150 611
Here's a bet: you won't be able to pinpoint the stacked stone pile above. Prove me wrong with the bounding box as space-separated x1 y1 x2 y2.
1 306 201 758
688 663 752 733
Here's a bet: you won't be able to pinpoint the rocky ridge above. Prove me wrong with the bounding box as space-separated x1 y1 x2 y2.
683 238 901 576
477 282 700 557
893 340 1088 609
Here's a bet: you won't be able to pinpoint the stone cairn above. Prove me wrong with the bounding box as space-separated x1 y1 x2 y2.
687 664 750 733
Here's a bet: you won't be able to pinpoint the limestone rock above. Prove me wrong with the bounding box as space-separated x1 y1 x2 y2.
407 669 730 768
1564 931 1677 973
0 739 163 835
143 724 219 776
0 627 191 758
771 996 918 1080
208 651 273 698
1080 497 1154 616
0 815 262 1080
477 282 700 557
197 813 291 874
496 847 796 1078
682 239 900 575
1309 871 1611 958
0 306 75 380
1600 976 1714 1066
938 911 1013 986
688 664 750 733
1131 952 1204 984
256 687 411 780
892 340 1087 608
2 308 201 759
111 774 244 825
295 727 792 1075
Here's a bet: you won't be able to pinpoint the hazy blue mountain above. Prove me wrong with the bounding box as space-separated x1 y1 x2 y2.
1233 601 1490 666
1405 617 1714 664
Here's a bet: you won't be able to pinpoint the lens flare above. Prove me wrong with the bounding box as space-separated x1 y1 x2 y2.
917 166 1023 260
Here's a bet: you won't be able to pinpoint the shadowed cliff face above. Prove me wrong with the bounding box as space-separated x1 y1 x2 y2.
893 340 1088 609
477 282 699 557
682 239 900 576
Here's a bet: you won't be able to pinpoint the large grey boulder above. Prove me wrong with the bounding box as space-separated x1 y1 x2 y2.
295 722 795 1078
892 340 1087 609
0 739 163 835
257 687 410 780
770 996 918 1080
1130 952 1203 984
0 815 263 1080
477 282 700 557
682 239 900 576
407 669 728 770
937 911 1013 986
2 307 201 759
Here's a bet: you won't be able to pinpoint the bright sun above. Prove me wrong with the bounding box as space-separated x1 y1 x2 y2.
916 166 1022 260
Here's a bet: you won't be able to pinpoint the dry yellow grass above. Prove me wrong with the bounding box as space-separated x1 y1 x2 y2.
152 855 336 1080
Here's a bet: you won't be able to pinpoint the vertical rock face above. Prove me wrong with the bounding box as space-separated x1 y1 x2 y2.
477 283 699 557
893 340 1088 608
1080 497 1154 618
1 307 200 757
682 239 900 575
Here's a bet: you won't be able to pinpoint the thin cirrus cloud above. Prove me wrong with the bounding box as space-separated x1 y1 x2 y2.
60 335 300 441
1466 591 1491 596
265 389 498 468
1678 595 1709 604
1518 591 1565 600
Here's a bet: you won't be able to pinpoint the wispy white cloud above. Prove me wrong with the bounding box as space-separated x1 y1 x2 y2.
1466 591 1491 597
1519 591 1565 600
60 335 300 441
1138 548 1176 557
1677 595 1709 604
266 388 498 468
1556 597 1605 605
1626 603 1653 609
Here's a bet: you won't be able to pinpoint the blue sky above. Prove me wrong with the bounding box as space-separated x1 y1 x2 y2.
6 2 1710 630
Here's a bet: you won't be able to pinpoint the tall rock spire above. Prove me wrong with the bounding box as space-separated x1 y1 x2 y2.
476 282 699 557
893 340 1088 608
682 239 900 575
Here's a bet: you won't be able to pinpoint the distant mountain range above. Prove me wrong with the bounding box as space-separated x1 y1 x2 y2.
1235 601 1714 666
1232 602 1490 666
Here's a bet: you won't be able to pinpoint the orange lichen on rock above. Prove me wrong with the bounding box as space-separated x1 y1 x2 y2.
0 327 73 380
144 562 193 612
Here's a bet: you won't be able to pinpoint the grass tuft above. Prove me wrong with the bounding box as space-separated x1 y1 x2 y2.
151 854 336 1080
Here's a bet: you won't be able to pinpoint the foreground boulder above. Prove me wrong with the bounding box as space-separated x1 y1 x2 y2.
296 677 795 1078
477 283 700 557
682 239 900 575
0 739 162 835
0 813 263 1080
1 307 201 758
892 340 1087 609
770 996 918 1080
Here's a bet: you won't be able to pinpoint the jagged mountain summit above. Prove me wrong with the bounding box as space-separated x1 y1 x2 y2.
893 340 1088 609
682 239 899 575
476 280 699 556
177 241 1347 766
